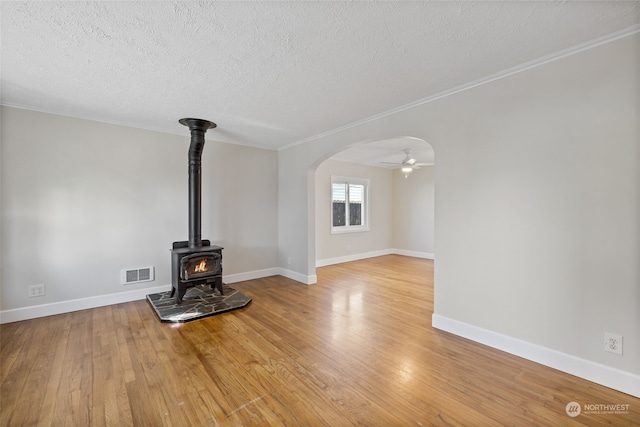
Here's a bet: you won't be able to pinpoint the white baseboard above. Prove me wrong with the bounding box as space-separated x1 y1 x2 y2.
227 267 317 285
2 254 432 323
316 249 393 267
0 284 172 324
432 314 640 398
0 267 283 324
391 249 434 259
316 248 433 267
278 268 317 285
223 268 280 284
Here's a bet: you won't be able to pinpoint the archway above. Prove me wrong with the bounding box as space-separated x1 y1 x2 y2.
307 136 435 278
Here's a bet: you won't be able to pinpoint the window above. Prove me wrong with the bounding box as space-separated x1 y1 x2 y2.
331 176 369 234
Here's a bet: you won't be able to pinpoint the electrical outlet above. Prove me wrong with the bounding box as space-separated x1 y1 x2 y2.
287 257 292 265
604 332 623 355
28 284 45 297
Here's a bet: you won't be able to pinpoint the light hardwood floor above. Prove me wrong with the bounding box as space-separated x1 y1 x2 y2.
1 255 638 426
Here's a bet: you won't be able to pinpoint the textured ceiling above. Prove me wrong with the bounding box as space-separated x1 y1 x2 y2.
1 1 638 150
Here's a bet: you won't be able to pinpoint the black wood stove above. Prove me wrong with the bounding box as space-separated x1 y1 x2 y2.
170 118 223 304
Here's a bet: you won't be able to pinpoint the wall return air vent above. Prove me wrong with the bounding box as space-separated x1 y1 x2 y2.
121 266 155 285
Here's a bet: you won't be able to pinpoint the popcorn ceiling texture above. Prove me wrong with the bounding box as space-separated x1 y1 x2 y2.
1 1 637 148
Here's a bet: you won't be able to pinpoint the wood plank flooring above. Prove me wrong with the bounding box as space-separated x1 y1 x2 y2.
1 255 638 426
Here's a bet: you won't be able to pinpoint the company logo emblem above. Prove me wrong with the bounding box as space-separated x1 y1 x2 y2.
566 401 581 417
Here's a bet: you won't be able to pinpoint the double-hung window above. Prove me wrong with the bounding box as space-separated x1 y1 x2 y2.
331 176 369 234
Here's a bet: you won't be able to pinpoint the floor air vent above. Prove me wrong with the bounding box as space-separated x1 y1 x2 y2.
121 266 155 285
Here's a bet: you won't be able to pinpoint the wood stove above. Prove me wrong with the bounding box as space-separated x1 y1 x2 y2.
170 118 223 304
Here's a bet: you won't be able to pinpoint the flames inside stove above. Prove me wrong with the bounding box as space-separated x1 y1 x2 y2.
181 253 222 281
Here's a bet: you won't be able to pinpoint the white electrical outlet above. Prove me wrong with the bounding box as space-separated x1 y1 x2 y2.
604 333 623 355
28 284 45 297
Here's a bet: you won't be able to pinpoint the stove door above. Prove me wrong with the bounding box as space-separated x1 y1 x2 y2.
180 253 221 281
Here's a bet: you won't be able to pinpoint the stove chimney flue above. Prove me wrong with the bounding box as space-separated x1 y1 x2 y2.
179 118 217 249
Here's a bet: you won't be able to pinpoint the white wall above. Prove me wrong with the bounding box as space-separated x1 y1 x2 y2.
278 33 640 393
392 166 434 256
0 107 278 314
315 159 393 264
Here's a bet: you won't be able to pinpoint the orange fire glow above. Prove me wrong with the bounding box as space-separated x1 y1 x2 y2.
194 259 207 273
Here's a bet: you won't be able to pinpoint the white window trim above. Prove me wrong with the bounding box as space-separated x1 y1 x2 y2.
331 175 370 235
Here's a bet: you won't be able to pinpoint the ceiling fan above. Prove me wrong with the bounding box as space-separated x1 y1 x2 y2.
381 149 429 175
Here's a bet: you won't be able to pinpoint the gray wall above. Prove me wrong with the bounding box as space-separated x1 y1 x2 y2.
314 160 434 263
392 166 434 256
279 34 639 377
0 107 278 310
314 159 393 263
1 31 637 393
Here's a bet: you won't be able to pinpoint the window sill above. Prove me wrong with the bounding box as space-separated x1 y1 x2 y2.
331 226 370 235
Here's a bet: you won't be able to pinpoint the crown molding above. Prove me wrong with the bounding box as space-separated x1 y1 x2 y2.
0 103 276 151
280 24 640 151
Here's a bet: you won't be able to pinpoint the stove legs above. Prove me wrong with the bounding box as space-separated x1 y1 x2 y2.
213 276 224 296
170 275 224 304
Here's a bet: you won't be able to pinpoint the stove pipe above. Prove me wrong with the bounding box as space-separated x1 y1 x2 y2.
179 118 217 249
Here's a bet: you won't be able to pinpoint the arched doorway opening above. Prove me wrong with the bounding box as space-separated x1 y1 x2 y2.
307 136 435 276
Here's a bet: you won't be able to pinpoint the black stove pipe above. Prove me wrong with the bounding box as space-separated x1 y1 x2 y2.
179 118 217 249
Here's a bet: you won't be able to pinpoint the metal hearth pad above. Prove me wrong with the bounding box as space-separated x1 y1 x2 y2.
147 284 251 323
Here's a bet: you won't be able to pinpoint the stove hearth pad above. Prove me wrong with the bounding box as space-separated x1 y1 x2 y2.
147 283 251 323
